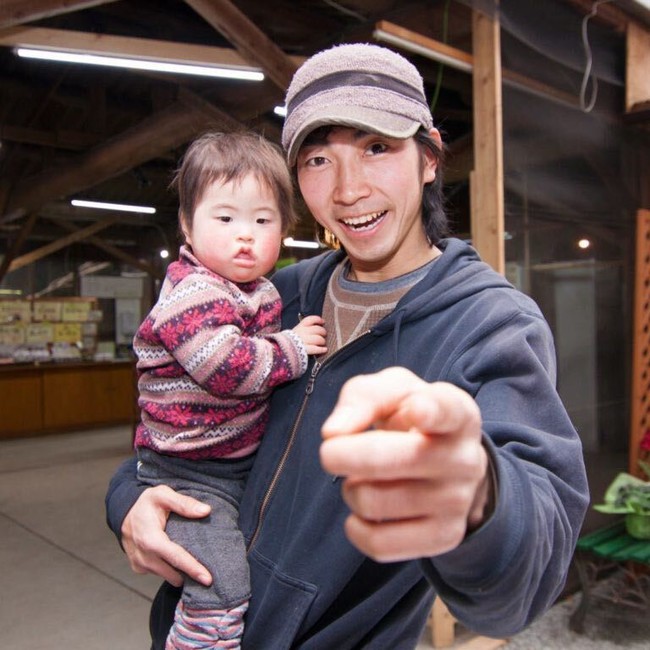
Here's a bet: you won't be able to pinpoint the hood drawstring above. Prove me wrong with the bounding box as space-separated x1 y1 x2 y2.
391 308 407 365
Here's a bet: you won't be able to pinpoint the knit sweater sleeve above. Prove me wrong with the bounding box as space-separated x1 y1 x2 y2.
138 273 308 397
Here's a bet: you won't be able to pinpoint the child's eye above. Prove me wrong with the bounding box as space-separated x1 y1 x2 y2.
256 217 270 224
217 216 232 223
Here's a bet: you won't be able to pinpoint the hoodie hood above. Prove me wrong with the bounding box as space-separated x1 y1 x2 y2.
372 238 515 335
272 238 528 368
285 238 515 333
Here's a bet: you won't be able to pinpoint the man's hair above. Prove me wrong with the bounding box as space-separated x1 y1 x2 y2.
415 129 450 244
303 126 449 246
172 131 297 238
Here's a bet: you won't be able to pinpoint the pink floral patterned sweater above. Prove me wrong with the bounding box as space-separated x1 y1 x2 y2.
133 246 307 460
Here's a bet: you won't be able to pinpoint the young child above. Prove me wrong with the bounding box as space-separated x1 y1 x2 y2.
133 131 327 649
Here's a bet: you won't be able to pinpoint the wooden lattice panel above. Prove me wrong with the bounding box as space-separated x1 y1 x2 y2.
630 209 650 475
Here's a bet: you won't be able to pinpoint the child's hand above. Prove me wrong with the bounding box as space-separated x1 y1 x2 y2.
293 315 327 356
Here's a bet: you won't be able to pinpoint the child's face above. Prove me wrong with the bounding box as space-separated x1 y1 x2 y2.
183 173 284 283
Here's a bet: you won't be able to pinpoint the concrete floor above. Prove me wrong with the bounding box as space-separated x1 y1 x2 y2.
0 426 159 650
2 425 648 650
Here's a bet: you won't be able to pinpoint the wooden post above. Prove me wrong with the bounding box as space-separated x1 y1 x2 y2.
626 22 650 115
431 597 456 647
630 209 650 476
470 7 504 275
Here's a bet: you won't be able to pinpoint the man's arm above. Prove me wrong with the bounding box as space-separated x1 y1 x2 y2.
320 366 588 637
105 457 212 587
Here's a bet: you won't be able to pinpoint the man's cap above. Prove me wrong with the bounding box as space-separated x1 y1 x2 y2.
282 43 434 166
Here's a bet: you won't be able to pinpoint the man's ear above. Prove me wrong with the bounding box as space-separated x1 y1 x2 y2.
422 127 442 184
429 127 442 149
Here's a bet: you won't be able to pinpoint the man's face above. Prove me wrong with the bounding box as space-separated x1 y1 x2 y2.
296 127 438 282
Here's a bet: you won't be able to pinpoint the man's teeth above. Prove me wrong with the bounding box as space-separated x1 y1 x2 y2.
342 211 385 229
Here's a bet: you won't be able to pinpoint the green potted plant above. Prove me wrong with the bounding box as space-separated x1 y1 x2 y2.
594 458 650 540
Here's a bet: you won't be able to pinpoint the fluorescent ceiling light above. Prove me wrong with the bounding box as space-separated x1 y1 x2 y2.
71 199 156 214
283 237 320 249
373 28 473 73
274 105 287 117
16 47 264 81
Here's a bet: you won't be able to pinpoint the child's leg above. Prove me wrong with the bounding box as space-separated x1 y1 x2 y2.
136 450 253 649
164 488 250 650
166 600 248 650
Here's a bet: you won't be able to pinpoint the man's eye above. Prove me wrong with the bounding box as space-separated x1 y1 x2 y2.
306 155 327 167
368 142 388 155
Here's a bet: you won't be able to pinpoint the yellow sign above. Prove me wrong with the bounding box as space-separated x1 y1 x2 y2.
33 301 63 322
62 301 93 322
54 322 82 343
0 300 31 323
0 324 25 345
25 323 55 344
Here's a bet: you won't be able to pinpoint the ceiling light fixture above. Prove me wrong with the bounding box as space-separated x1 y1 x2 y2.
283 237 320 249
71 199 156 214
16 47 265 81
373 23 472 73
274 105 287 117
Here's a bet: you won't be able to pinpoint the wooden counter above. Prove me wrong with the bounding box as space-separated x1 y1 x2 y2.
0 360 136 439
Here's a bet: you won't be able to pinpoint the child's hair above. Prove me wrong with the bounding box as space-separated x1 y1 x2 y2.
172 131 298 238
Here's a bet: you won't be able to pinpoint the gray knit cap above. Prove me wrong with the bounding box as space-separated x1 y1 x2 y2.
282 43 433 166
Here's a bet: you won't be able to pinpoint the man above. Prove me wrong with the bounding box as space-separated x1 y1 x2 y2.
106 43 589 649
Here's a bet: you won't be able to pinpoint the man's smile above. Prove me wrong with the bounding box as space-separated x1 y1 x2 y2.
340 211 387 231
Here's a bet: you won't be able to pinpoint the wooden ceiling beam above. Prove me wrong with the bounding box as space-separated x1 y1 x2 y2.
47 217 160 277
562 0 630 32
0 26 303 69
6 216 117 272
1 96 243 224
183 0 297 89
0 0 118 30
0 123 99 149
0 212 37 282
374 21 581 110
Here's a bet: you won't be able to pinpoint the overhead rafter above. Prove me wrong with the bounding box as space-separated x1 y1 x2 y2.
0 123 99 150
183 0 298 90
6 216 117 272
0 5 303 229
46 217 161 278
563 0 630 32
0 212 38 282
0 26 306 70
0 0 119 30
374 21 581 110
1 93 244 224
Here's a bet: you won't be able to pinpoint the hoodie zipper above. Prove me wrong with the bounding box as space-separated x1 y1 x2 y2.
247 359 322 552
247 331 371 553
